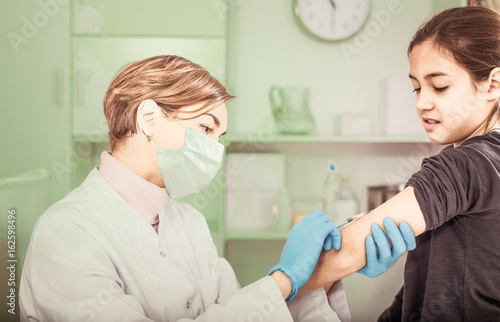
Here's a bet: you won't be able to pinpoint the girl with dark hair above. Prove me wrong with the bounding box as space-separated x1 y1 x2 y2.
301 6 500 321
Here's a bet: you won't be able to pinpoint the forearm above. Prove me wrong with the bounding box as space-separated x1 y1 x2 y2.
299 186 426 294
299 224 369 294
270 270 293 300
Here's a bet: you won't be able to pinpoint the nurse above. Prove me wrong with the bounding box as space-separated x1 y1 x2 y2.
20 55 414 321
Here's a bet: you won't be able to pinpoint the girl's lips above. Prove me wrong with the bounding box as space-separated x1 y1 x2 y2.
422 118 440 131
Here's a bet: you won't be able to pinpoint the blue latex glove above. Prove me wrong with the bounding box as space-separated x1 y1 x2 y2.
357 217 416 278
269 209 341 302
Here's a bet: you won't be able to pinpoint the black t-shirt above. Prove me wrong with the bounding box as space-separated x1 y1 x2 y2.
379 132 500 322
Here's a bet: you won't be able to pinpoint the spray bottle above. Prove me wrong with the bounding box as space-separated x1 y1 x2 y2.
323 159 340 222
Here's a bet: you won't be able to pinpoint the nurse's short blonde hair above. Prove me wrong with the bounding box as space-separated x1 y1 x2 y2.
104 55 234 151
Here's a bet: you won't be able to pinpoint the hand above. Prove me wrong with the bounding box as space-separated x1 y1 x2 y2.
357 217 416 278
269 209 341 302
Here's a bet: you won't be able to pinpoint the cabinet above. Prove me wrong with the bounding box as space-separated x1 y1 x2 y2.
220 134 439 241
70 0 227 184
70 0 227 137
1 2 70 322
1 1 71 203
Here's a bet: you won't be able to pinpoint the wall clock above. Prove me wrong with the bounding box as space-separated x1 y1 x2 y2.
294 0 370 41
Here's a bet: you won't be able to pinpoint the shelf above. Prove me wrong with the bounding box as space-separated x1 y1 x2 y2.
224 229 289 240
222 133 431 144
74 133 431 144
74 134 108 143
71 33 225 40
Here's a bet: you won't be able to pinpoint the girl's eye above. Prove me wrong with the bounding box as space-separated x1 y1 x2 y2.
413 88 421 93
434 86 448 93
201 124 213 134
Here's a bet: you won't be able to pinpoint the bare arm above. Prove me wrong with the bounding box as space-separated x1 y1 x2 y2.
298 186 426 295
270 271 293 299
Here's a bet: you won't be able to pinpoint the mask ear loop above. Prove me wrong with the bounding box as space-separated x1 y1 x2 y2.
151 106 189 149
149 135 162 150
157 106 187 130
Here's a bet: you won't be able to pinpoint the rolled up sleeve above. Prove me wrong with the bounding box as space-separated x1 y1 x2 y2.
406 145 497 232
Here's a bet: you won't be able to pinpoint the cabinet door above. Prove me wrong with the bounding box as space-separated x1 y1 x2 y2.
72 0 226 36
72 37 226 135
1 2 71 200
1 2 70 322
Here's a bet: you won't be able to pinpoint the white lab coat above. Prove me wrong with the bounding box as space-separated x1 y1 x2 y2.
20 168 350 321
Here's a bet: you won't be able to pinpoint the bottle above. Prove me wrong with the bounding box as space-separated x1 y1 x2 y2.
323 159 340 222
274 186 292 232
334 176 358 222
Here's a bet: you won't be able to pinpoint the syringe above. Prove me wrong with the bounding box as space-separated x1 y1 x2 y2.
336 212 368 230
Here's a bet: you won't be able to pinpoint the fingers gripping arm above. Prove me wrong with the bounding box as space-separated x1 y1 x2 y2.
298 186 426 295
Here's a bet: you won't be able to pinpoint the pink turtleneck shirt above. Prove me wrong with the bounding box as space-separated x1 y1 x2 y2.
97 151 169 232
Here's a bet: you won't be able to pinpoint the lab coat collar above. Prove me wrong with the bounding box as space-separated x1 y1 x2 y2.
78 167 161 247
98 151 169 227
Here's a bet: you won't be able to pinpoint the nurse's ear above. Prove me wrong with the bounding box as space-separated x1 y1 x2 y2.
485 67 500 101
137 99 158 138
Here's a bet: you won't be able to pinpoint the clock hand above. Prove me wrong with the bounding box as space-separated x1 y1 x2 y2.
328 0 336 10
328 0 336 31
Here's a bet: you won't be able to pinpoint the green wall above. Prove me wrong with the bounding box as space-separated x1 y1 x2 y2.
0 1 466 321
224 1 464 321
226 0 464 135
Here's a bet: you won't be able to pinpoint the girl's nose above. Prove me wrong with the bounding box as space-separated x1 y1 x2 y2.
415 91 434 111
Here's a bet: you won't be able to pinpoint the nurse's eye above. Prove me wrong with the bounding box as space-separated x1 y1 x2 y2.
201 124 213 134
434 86 448 93
412 88 421 93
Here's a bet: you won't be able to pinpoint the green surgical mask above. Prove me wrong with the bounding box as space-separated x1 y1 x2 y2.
151 109 224 198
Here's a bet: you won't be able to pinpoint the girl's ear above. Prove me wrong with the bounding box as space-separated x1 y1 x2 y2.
486 67 500 101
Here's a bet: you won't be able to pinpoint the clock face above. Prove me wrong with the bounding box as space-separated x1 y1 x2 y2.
295 0 370 41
